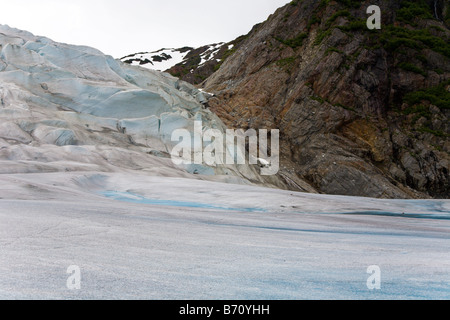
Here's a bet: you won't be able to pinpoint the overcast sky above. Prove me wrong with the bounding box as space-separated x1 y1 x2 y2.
0 0 290 58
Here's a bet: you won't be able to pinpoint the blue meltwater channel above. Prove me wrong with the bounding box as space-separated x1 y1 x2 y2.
100 190 267 213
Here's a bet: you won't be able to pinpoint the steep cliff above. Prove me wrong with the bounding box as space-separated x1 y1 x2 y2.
203 0 449 199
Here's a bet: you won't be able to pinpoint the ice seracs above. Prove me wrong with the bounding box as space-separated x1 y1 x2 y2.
0 24 283 188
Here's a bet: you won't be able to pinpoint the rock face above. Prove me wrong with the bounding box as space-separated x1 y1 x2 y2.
0 24 284 189
203 0 449 199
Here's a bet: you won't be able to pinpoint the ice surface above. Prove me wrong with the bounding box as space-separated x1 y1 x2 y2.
0 172 449 300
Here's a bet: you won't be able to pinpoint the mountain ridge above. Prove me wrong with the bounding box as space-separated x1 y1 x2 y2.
119 31 253 85
120 42 230 85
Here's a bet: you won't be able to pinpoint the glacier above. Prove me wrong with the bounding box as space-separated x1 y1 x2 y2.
0 24 449 300
0 172 449 299
0 24 275 184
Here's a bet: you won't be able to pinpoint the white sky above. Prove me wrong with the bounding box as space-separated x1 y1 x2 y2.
0 0 290 58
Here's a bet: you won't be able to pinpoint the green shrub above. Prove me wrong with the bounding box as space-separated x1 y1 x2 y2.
276 33 308 49
310 96 325 103
402 105 432 125
403 80 450 110
318 0 330 10
397 0 433 24
335 0 360 8
276 57 297 70
429 25 446 32
222 47 237 60
338 19 368 32
184 56 201 68
307 14 321 30
398 62 427 76
379 26 450 58
325 46 343 55
314 29 332 45
194 74 206 81
446 5 450 25
325 10 351 27
213 63 222 72
416 54 427 64
382 36 423 51
417 127 449 137
334 103 356 111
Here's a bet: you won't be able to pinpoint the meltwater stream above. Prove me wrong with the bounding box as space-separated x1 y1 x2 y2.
101 190 450 220
101 191 267 213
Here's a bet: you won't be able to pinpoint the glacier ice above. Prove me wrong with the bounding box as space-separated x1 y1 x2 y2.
0 24 272 185
0 171 449 299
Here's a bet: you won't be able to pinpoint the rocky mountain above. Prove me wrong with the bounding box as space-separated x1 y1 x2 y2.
200 0 450 199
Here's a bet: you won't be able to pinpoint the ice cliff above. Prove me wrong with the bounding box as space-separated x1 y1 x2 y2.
0 24 281 187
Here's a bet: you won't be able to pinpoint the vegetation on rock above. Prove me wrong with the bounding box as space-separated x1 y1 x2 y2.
202 0 449 199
